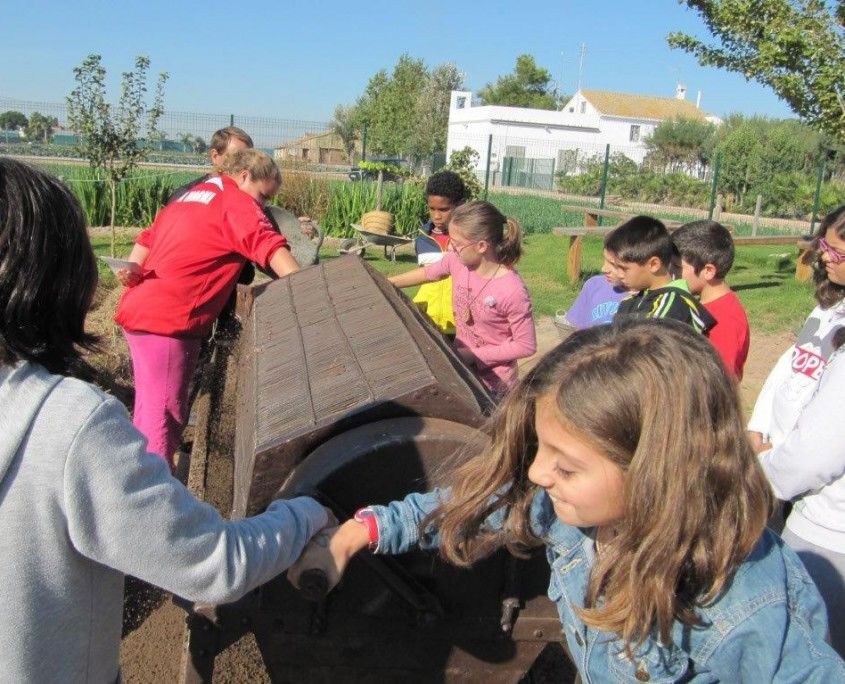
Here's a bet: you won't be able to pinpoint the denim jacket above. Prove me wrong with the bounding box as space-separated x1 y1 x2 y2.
370 489 845 683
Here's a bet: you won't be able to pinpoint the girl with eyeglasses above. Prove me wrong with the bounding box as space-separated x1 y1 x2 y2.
748 204 845 656
389 200 536 400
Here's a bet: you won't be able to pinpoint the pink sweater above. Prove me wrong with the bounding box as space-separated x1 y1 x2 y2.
425 252 536 396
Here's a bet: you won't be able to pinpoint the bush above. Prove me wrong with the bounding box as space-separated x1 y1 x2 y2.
55 166 195 226
446 147 483 199
273 171 332 220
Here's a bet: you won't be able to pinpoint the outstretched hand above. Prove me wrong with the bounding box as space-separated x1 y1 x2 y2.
288 519 371 596
116 263 142 287
298 216 319 240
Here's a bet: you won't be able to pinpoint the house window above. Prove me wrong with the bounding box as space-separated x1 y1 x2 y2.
579 101 586 114
456 96 466 109
629 125 641 142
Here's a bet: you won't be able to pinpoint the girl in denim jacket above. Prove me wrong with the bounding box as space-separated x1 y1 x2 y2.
290 319 844 682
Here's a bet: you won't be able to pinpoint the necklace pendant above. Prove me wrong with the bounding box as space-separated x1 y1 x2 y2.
464 307 473 325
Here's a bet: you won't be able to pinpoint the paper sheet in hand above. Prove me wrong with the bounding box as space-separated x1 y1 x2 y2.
99 256 140 275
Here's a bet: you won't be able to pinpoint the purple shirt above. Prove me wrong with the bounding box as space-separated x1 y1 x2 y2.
565 275 628 328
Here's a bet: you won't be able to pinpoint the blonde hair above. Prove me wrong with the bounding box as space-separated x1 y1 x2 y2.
220 148 282 186
449 200 522 266
427 318 773 652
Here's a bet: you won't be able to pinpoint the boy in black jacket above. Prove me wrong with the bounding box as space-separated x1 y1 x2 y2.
608 216 715 334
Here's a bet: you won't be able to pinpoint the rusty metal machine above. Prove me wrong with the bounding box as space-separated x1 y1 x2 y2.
180 256 566 682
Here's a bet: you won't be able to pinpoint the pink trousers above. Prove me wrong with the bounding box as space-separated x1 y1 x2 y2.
124 330 203 467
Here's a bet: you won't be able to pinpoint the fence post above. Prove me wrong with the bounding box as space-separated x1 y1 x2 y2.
752 194 762 236
483 134 493 200
361 125 368 162
598 144 610 226
229 114 234 126
810 155 827 233
708 152 722 219
549 157 556 192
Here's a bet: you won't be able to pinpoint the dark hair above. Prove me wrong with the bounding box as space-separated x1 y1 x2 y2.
813 205 845 309
672 220 735 279
210 126 253 154
0 158 98 374
425 171 467 204
450 200 522 267
604 215 675 267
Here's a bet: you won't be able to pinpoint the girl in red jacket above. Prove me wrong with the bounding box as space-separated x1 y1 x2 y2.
115 149 299 468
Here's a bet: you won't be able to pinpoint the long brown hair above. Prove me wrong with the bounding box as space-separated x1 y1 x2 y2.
813 204 845 308
428 319 773 651
449 200 522 267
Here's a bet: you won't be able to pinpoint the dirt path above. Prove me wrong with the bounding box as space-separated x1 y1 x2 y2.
117 316 794 683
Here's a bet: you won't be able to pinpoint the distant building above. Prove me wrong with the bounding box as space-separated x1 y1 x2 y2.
447 86 719 187
274 130 360 166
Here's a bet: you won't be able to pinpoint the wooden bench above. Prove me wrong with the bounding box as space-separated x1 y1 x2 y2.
560 204 685 230
733 235 815 282
552 227 815 284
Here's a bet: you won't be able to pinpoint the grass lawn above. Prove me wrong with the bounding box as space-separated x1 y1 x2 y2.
91 231 816 336
485 191 807 238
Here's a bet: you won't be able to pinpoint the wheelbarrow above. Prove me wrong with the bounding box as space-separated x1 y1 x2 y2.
346 223 414 261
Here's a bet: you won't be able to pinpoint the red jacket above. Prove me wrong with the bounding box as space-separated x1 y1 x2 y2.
115 175 288 337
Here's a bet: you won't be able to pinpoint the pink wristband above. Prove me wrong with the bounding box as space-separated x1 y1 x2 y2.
353 508 379 550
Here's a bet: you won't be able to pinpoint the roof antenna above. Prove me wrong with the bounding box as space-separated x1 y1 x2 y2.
577 43 587 91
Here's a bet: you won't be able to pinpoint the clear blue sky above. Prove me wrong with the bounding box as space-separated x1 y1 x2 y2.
0 0 794 124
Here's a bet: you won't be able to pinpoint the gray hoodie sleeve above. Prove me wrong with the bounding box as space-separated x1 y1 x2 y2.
63 396 327 605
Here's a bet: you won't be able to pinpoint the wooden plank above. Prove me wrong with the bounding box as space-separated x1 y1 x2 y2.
567 235 583 283
561 204 630 220
732 235 807 246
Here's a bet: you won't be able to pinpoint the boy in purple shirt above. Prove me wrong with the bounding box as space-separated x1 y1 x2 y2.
557 251 629 333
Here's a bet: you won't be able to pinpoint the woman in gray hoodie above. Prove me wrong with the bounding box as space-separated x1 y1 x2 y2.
0 158 330 682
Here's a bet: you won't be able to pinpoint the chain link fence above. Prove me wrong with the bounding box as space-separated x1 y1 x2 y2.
0 95 337 169
4 95 844 236
447 129 845 236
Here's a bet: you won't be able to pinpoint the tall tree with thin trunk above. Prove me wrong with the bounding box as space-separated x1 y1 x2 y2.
669 0 845 142
478 54 559 110
331 104 359 163
67 54 168 255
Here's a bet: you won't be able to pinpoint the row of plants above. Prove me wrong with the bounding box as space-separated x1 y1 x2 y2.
51 166 195 227
555 151 845 219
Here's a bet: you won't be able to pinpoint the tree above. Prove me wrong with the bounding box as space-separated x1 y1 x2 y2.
25 112 59 143
707 114 826 210
192 136 207 154
478 54 558 110
66 54 168 255
330 104 359 163
644 117 716 172
409 63 463 165
668 0 845 142
178 132 194 153
0 111 27 131
355 54 429 157
338 56 464 167
147 129 166 151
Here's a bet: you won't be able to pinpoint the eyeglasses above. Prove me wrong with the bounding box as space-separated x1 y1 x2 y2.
818 237 845 264
448 238 477 254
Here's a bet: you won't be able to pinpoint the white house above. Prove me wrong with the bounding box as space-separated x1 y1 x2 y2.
446 86 715 186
